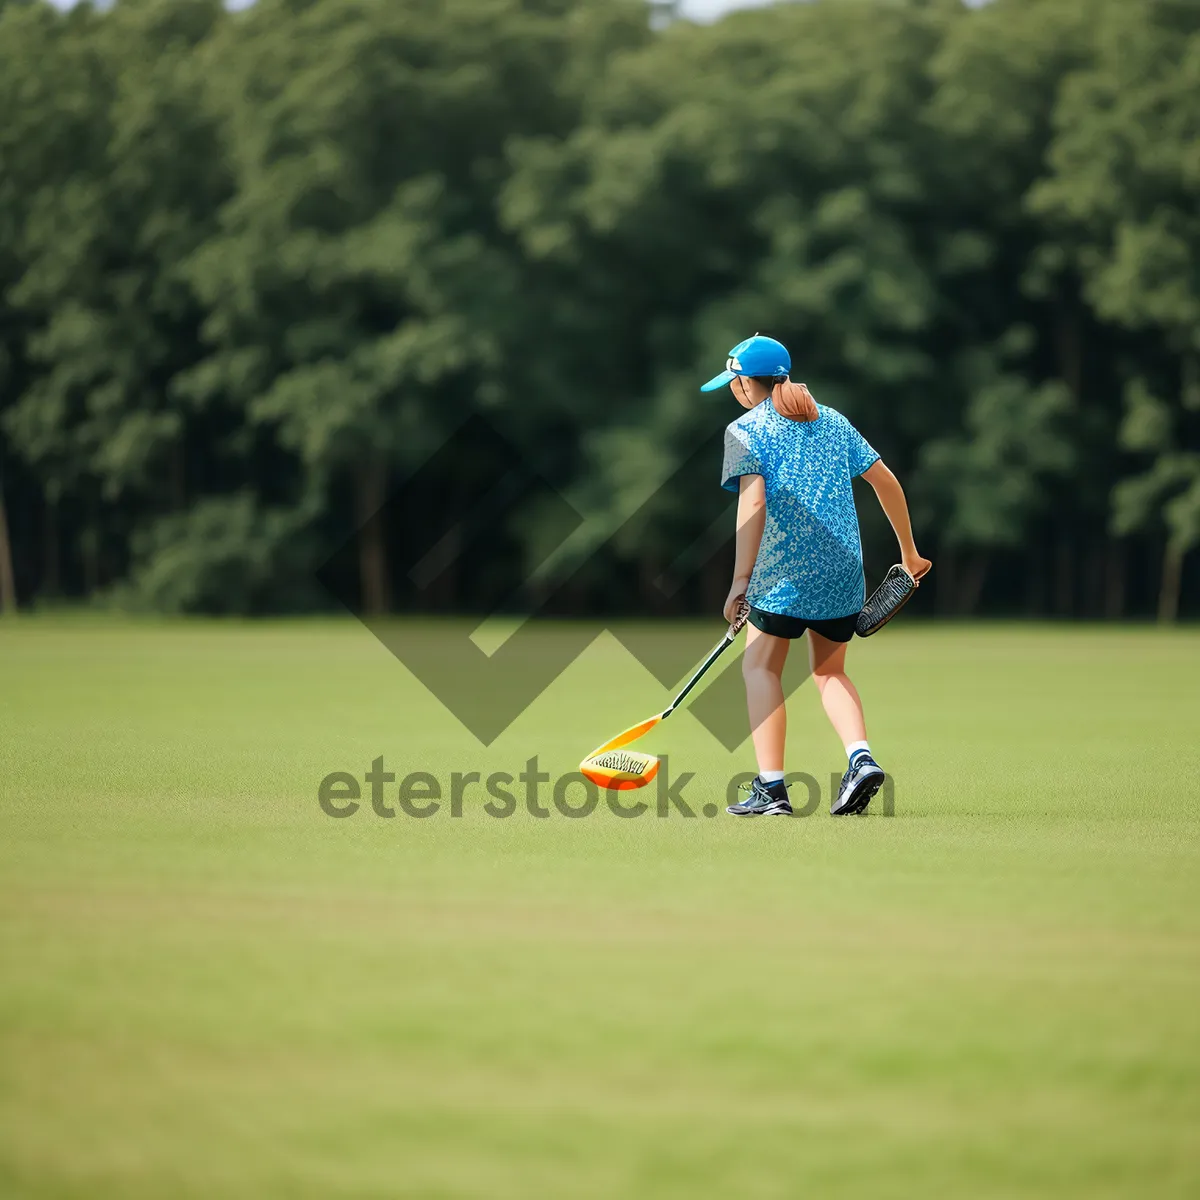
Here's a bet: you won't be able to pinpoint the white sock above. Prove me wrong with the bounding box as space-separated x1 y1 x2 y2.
760 769 786 784
845 741 871 764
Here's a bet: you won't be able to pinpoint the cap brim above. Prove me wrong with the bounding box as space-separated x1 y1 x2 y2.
700 370 736 393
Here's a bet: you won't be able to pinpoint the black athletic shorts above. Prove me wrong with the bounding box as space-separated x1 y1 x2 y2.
748 607 859 643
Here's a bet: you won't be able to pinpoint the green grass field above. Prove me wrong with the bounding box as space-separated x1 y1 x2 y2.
2 618 1199 1198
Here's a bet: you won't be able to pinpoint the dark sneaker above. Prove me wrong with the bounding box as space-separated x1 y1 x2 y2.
727 777 793 817
831 755 886 816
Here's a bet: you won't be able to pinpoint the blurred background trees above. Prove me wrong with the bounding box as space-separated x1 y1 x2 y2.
0 0 1196 618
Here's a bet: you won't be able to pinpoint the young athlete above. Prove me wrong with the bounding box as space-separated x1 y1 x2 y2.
700 334 931 817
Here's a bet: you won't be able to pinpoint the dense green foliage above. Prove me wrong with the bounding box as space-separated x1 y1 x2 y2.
0 0 1197 617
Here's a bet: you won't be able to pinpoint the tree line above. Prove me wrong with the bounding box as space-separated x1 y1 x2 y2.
0 0 1197 620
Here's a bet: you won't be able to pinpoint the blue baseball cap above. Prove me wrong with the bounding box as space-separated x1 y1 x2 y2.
700 334 791 392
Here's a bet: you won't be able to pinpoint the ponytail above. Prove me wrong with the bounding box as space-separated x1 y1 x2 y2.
753 376 819 422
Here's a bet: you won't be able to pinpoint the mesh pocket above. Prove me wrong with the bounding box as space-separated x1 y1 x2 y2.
856 565 916 637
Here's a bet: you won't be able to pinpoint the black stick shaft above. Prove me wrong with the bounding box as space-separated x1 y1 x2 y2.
662 632 736 718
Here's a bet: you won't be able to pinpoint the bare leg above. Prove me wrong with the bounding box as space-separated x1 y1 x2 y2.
807 629 867 747
743 624 790 773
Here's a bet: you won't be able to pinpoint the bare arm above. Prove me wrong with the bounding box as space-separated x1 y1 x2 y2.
862 459 932 581
724 474 766 621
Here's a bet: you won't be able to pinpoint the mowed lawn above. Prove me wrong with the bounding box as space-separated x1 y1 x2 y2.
1 617 1198 1199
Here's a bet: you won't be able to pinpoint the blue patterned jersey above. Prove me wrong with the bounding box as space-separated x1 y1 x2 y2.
721 401 880 620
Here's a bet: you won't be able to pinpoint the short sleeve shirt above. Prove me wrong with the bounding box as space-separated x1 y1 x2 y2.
721 401 879 620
